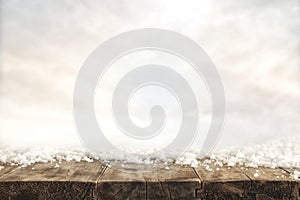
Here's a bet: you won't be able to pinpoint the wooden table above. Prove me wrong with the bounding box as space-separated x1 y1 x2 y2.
0 161 299 199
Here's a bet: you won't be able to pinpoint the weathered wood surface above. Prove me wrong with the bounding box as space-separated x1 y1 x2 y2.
194 165 251 199
240 167 300 199
96 164 201 199
0 161 106 200
0 161 299 200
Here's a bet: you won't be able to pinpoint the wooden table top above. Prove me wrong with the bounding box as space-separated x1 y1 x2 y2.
0 161 299 200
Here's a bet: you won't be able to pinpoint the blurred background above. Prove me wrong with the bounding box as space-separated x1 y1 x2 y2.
0 0 299 150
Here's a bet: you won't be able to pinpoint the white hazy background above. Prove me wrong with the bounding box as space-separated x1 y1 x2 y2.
0 0 299 150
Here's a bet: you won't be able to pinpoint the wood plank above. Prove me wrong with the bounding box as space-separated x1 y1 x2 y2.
95 164 201 200
95 164 146 200
1 161 300 199
240 167 299 199
0 161 106 200
280 167 300 179
145 165 201 200
66 161 106 182
194 164 251 199
0 161 106 181
278 167 300 199
0 164 19 179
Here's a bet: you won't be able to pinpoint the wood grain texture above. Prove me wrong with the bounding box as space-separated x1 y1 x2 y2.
194 165 251 199
0 181 95 200
95 164 201 200
0 161 106 200
0 161 299 200
281 167 300 199
240 167 299 199
145 165 201 200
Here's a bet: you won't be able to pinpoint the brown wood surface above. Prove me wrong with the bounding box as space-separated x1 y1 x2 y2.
0 161 106 200
240 166 299 199
194 164 251 199
0 161 299 200
96 164 201 200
